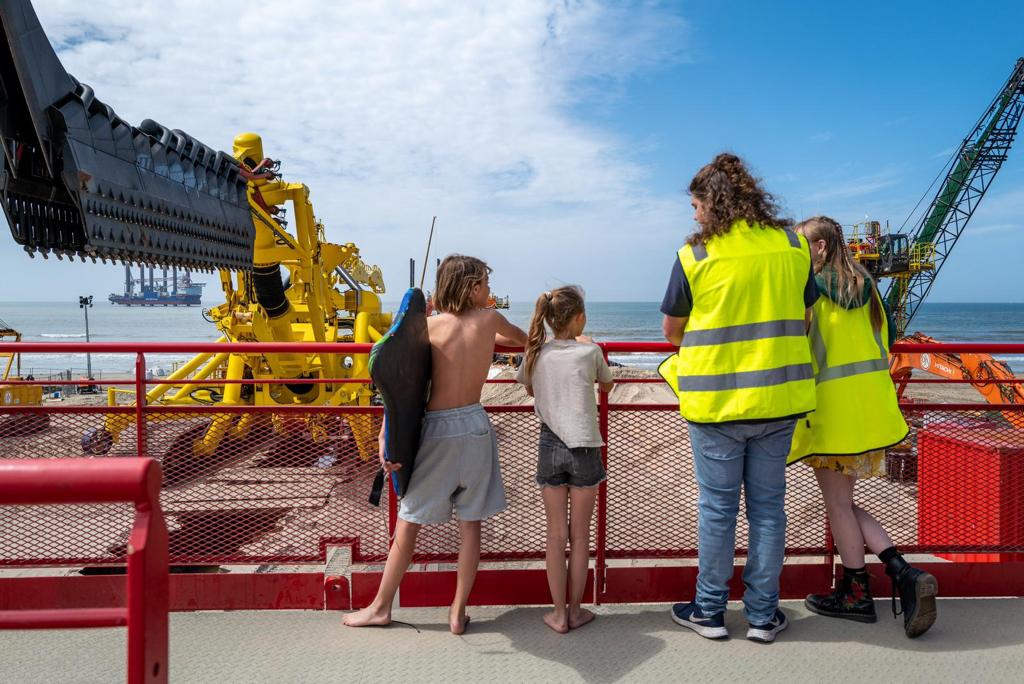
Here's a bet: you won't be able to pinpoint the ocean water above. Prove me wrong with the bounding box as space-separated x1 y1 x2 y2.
0 300 1022 376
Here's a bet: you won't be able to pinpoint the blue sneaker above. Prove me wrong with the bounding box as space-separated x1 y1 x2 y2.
746 609 788 643
670 601 728 639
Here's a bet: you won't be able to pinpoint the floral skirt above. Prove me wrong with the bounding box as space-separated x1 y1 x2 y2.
803 449 886 479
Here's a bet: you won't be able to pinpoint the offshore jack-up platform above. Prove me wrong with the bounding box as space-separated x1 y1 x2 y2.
109 265 205 306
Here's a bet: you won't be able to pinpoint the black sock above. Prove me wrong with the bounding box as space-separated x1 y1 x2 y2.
842 565 867 576
877 546 901 565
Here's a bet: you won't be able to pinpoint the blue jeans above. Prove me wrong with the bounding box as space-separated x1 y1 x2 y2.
688 418 796 624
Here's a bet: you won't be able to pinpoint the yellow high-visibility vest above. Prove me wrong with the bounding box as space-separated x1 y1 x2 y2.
661 220 815 423
788 287 909 462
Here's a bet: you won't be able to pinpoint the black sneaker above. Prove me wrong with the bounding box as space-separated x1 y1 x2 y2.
670 601 728 639
746 609 788 643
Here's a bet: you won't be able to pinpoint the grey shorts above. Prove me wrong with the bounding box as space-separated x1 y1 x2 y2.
398 404 507 526
536 422 607 489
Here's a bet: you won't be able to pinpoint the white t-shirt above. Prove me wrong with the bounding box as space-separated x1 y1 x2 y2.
515 339 613 448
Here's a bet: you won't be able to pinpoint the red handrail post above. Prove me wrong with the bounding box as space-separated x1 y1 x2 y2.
126 462 169 683
595 348 610 603
0 458 168 684
135 353 147 458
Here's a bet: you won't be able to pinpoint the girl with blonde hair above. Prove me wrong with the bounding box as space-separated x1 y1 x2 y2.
516 286 613 633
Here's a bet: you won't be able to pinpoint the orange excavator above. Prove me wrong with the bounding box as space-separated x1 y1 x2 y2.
889 333 1024 429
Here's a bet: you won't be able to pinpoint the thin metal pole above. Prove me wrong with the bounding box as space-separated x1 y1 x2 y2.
84 305 92 379
418 216 437 290
595 349 610 604
135 353 147 458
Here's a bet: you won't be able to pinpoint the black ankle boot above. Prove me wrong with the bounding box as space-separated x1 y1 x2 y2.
882 550 938 638
805 567 877 623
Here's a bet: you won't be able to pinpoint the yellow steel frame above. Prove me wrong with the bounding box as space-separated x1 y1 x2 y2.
96 133 391 460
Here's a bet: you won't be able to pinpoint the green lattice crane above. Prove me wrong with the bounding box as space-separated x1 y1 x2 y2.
886 58 1024 335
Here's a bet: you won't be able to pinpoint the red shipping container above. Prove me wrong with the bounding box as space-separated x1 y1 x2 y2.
918 421 1024 549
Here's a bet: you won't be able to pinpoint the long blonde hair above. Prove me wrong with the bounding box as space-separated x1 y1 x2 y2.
794 216 883 331
524 286 585 377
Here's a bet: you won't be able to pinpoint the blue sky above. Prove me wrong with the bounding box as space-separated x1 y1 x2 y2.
1 0 1023 303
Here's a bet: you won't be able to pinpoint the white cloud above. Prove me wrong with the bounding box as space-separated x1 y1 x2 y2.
801 168 902 203
3 0 690 301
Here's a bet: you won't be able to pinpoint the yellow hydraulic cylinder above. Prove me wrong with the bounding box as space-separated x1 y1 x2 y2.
169 352 231 403
145 337 227 403
195 353 246 457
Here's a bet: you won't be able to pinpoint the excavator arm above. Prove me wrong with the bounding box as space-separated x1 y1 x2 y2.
890 333 1024 429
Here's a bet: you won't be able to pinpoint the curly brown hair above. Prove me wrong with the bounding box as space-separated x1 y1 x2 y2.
687 153 792 246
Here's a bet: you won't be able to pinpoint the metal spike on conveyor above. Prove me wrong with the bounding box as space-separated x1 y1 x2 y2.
0 0 254 270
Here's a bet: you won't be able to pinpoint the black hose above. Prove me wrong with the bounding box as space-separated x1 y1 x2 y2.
250 264 315 396
252 263 289 318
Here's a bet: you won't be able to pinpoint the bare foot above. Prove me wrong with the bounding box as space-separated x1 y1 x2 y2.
543 610 570 634
449 609 471 635
569 607 595 630
343 605 391 627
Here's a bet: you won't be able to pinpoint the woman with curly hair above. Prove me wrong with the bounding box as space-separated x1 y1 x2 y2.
660 153 818 643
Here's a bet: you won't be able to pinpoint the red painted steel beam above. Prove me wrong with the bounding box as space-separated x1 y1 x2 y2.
394 569 596 608
0 607 127 629
3 341 1023 355
0 342 375 354
0 458 159 505
891 342 1024 354
0 573 327 612
598 564 835 603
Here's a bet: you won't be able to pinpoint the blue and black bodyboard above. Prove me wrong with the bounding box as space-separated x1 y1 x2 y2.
367 288 432 506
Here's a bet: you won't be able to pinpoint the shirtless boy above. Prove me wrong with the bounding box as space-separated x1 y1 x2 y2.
344 254 527 634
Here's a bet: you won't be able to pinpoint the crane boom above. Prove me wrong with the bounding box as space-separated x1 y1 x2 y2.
886 58 1024 334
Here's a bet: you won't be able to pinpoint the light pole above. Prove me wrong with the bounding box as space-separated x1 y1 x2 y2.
79 295 93 380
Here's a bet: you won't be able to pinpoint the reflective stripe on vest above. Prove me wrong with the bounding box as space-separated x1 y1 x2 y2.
809 317 888 384
682 319 806 347
677 362 813 392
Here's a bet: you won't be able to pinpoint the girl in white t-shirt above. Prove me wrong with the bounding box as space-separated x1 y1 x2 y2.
516 286 614 633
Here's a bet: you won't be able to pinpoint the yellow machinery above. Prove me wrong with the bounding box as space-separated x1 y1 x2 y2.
846 220 935 323
81 133 392 468
0 320 47 435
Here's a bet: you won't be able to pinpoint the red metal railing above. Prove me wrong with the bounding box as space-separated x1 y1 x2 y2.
0 340 1023 606
0 458 168 683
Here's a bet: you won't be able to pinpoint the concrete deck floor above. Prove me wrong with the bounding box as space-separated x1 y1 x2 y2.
2 599 1022 683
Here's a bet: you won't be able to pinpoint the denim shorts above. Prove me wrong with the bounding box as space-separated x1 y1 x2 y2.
536 422 606 488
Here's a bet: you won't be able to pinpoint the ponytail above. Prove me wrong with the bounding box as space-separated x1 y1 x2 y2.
523 287 587 378
524 292 552 378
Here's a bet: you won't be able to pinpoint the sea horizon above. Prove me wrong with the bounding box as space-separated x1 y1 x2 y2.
1 300 1023 377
